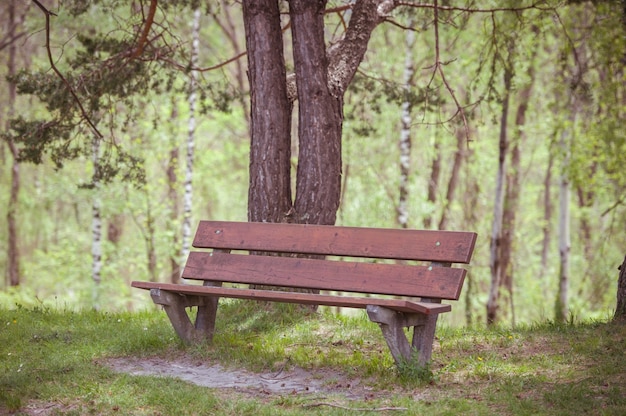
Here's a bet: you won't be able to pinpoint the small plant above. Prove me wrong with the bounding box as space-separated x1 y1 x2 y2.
395 350 435 385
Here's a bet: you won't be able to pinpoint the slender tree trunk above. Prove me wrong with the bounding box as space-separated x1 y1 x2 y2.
499 52 537 327
438 126 466 230
615 255 626 321
167 101 181 283
6 0 21 287
486 57 513 326
541 148 554 279
397 16 415 229
463 159 479 327
181 7 201 265
145 198 158 282
556 123 572 323
91 136 103 310
424 135 441 229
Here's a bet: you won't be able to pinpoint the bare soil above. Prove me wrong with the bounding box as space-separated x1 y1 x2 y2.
105 356 380 399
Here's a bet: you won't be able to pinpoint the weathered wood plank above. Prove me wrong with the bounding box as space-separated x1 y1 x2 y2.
131 281 452 315
182 252 466 300
192 221 477 263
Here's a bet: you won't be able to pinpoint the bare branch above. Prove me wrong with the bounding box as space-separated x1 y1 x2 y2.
429 0 471 141
397 1 556 14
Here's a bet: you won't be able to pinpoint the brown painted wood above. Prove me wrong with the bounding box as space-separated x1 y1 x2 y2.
192 221 477 263
182 252 465 300
131 281 452 315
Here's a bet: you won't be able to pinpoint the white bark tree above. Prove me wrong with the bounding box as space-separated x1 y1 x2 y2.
397 16 415 229
181 7 201 269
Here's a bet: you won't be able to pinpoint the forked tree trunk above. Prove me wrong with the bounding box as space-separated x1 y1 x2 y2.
245 0 388 225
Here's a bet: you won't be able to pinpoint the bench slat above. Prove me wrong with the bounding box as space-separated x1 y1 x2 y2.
192 221 477 264
182 251 466 300
131 281 452 315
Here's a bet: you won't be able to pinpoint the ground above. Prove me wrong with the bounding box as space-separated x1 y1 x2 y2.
105 355 377 399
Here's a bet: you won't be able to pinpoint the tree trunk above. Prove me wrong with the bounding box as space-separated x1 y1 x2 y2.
167 101 181 283
6 0 21 287
181 7 201 264
615 255 626 321
556 125 572 323
438 126 466 231
244 0 293 224
290 0 342 225
486 54 513 326
245 0 389 225
499 51 537 327
541 148 554 279
91 135 103 310
397 15 415 229
424 134 441 229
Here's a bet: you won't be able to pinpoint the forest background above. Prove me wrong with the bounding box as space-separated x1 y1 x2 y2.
0 0 625 328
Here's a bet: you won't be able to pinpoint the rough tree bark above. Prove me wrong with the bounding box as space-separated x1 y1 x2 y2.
245 0 389 225
244 0 293 224
290 0 342 225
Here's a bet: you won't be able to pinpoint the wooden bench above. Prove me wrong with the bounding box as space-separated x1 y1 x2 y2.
132 221 476 368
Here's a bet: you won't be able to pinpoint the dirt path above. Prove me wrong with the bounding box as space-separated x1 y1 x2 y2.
105 356 376 399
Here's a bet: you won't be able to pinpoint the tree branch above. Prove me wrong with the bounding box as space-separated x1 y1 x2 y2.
428 0 470 141
132 0 158 58
32 0 103 139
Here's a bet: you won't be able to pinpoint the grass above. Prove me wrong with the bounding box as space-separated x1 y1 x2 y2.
1 301 625 415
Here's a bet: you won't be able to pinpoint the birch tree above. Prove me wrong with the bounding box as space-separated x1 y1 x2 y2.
181 7 201 269
397 15 416 229
91 134 103 310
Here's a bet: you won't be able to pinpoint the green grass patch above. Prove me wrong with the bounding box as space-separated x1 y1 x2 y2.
1 303 625 415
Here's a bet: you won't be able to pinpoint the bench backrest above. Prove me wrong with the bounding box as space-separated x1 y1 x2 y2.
182 221 477 301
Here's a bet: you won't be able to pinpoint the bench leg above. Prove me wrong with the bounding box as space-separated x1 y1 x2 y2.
366 305 439 368
150 288 218 343
193 281 222 340
411 313 438 367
